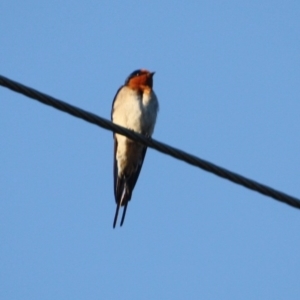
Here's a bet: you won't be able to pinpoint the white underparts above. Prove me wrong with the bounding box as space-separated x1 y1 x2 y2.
112 86 159 177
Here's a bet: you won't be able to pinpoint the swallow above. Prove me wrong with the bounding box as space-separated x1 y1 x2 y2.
111 69 159 228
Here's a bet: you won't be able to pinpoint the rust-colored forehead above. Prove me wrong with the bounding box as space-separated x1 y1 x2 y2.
125 69 154 90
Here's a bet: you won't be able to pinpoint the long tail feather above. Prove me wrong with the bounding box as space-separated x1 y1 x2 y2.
113 203 120 228
113 181 129 228
120 202 128 227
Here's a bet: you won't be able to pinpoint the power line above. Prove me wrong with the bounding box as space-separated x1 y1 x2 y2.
1 74 300 210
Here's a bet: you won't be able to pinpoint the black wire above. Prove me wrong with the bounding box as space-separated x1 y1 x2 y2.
1 74 300 209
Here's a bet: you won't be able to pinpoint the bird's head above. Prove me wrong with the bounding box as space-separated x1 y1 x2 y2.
125 69 155 92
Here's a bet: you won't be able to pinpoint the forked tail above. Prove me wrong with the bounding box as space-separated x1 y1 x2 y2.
113 183 129 228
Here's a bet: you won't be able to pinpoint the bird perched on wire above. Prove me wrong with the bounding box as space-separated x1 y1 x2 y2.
111 69 159 228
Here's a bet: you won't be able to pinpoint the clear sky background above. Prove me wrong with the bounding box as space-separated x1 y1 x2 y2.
1 1 300 299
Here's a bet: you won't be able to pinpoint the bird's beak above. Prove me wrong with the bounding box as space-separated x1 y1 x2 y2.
150 71 155 77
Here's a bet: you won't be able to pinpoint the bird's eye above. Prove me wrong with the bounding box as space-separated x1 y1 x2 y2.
125 70 143 84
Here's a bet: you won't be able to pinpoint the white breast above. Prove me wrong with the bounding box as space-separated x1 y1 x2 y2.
112 86 159 136
112 86 159 176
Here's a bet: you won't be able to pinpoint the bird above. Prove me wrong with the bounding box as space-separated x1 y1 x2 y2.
111 69 159 228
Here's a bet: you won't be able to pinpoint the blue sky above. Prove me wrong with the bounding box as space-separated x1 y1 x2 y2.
1 1 300 299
